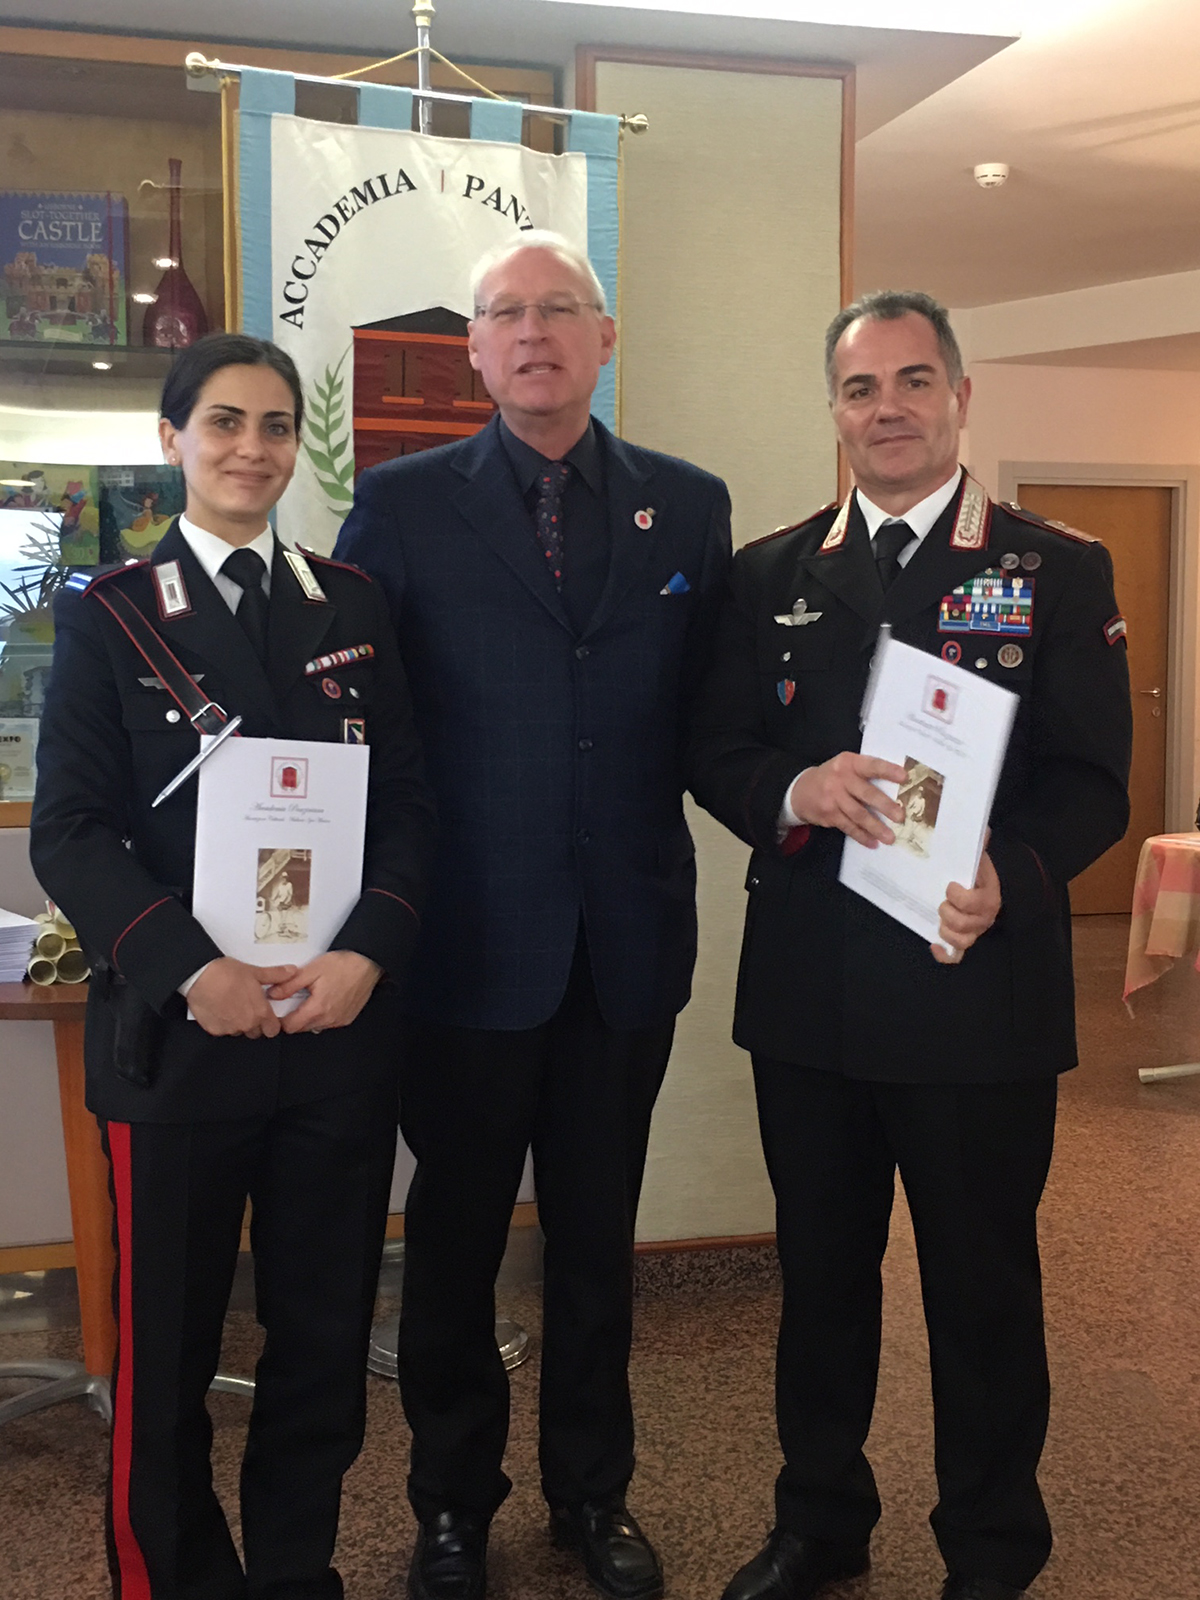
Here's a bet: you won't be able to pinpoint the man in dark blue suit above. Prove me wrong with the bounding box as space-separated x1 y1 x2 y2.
335 231 731 1600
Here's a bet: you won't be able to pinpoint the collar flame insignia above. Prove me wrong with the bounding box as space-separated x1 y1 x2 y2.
774 597 823 627
949 473 991 550
284 549 327 603
819 498 852 551
152 558 191 620
818 471 992 555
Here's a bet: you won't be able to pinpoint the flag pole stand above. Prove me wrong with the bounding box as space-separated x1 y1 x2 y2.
367 1243 531 1378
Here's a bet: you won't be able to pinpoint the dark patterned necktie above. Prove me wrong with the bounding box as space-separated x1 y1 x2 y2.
221 546 269 660
533 461 570 591
873 520 915 592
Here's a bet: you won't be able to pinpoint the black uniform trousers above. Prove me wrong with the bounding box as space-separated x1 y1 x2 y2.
752 1057 1057 1592
397 931 673 1521
102 1079 398 1600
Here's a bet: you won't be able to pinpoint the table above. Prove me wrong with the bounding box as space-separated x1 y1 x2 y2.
0 983 113 1425
1123 833 1200 1083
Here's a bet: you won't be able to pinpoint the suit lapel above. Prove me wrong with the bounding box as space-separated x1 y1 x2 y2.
581 424 657 640
266 545 336 699
802 499 884 625
149 522 280 729
452 417 572 632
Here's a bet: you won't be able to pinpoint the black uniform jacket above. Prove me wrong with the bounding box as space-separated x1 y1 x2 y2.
30 520 436 1123
687 475 1132 1084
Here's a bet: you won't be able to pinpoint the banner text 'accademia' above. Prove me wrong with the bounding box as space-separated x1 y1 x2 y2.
278 168 535 329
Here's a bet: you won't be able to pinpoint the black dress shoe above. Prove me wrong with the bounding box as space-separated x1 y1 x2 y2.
720 1529 869 1600
550 1497 664 1599
941 1578 1026 1600
408 1510 489 1600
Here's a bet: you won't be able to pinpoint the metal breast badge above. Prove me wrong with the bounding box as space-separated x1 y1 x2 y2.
774 598 823 627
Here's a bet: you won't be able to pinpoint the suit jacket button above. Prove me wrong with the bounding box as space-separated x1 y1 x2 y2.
165 709 181 723
575 645 590 659
578 738 593 751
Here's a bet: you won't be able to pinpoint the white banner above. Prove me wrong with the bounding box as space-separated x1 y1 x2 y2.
267 118 590 550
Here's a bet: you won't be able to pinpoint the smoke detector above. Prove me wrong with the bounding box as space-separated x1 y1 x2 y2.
974 162 1010 189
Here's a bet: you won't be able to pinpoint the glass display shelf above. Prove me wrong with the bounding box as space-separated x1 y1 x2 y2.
0 340 178 380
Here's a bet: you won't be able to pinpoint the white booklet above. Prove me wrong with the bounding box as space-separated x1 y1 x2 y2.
192 735 370 1015
839 632 1017 955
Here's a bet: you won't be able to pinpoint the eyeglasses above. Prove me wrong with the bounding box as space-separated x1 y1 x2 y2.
474 297 601 326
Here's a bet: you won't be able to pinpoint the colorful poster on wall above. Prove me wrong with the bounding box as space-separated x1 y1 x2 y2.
97 464 184 559
0 463 100 566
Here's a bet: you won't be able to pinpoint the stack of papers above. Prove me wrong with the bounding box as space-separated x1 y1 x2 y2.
0 908 39 982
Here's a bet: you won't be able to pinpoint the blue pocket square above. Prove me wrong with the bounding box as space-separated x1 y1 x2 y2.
660 572 691 596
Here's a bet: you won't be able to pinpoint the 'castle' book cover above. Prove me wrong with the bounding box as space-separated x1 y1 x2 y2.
0 191 128 345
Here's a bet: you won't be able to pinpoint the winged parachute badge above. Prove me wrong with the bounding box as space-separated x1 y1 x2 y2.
774 598 823 627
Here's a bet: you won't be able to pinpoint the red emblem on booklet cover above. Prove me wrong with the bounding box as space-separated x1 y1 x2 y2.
271 758 309 799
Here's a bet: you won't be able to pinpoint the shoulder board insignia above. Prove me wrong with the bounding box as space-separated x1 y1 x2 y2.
284 548 328 604
68 560 149 597
152 558 192 620
1001 503 1099 544
296 545 373 581
744 502 839 550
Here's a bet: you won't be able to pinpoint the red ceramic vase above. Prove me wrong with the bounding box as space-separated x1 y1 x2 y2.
143 158 208 348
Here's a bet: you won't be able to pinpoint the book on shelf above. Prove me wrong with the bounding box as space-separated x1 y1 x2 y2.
0 190 129 346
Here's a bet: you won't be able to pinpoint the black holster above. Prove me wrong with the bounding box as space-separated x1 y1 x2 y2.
95 963 165 1089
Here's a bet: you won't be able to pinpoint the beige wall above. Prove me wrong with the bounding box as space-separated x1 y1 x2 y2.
595 60 843 545
966 362 1200 500
593 59 845 1241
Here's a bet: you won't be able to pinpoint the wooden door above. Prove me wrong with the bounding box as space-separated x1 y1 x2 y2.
1016 483 1171 914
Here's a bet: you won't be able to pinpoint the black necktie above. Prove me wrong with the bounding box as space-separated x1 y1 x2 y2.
873 520 915 592
221 547 269 660
533 461 570 591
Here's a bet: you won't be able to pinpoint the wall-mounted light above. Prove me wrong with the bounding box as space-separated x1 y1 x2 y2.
92 361 113 371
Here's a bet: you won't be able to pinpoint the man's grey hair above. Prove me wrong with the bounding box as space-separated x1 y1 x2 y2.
469 229 608 316
824 290 964 396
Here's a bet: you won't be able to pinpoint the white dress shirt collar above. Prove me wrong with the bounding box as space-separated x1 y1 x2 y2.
856 466 963 553
178 513 275 589
177 514 275 616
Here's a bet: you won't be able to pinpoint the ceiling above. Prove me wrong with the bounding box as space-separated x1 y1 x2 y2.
0 0 1010 139
994 332 1200 371
854 0 1200 308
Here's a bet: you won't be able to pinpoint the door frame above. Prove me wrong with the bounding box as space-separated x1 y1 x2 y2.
998 461 1200 832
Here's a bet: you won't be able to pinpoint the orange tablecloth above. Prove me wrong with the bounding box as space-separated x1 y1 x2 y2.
1123 833 1200 1005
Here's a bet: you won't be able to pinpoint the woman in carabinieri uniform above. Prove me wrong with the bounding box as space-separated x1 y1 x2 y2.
31 332 436 1600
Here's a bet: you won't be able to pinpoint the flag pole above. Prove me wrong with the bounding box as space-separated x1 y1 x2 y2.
413 0 435 136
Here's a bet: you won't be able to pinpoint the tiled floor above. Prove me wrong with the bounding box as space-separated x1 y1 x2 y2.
3 915 1200 1599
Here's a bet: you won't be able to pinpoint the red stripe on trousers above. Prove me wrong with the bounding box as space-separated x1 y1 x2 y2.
107 1122 153 1600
